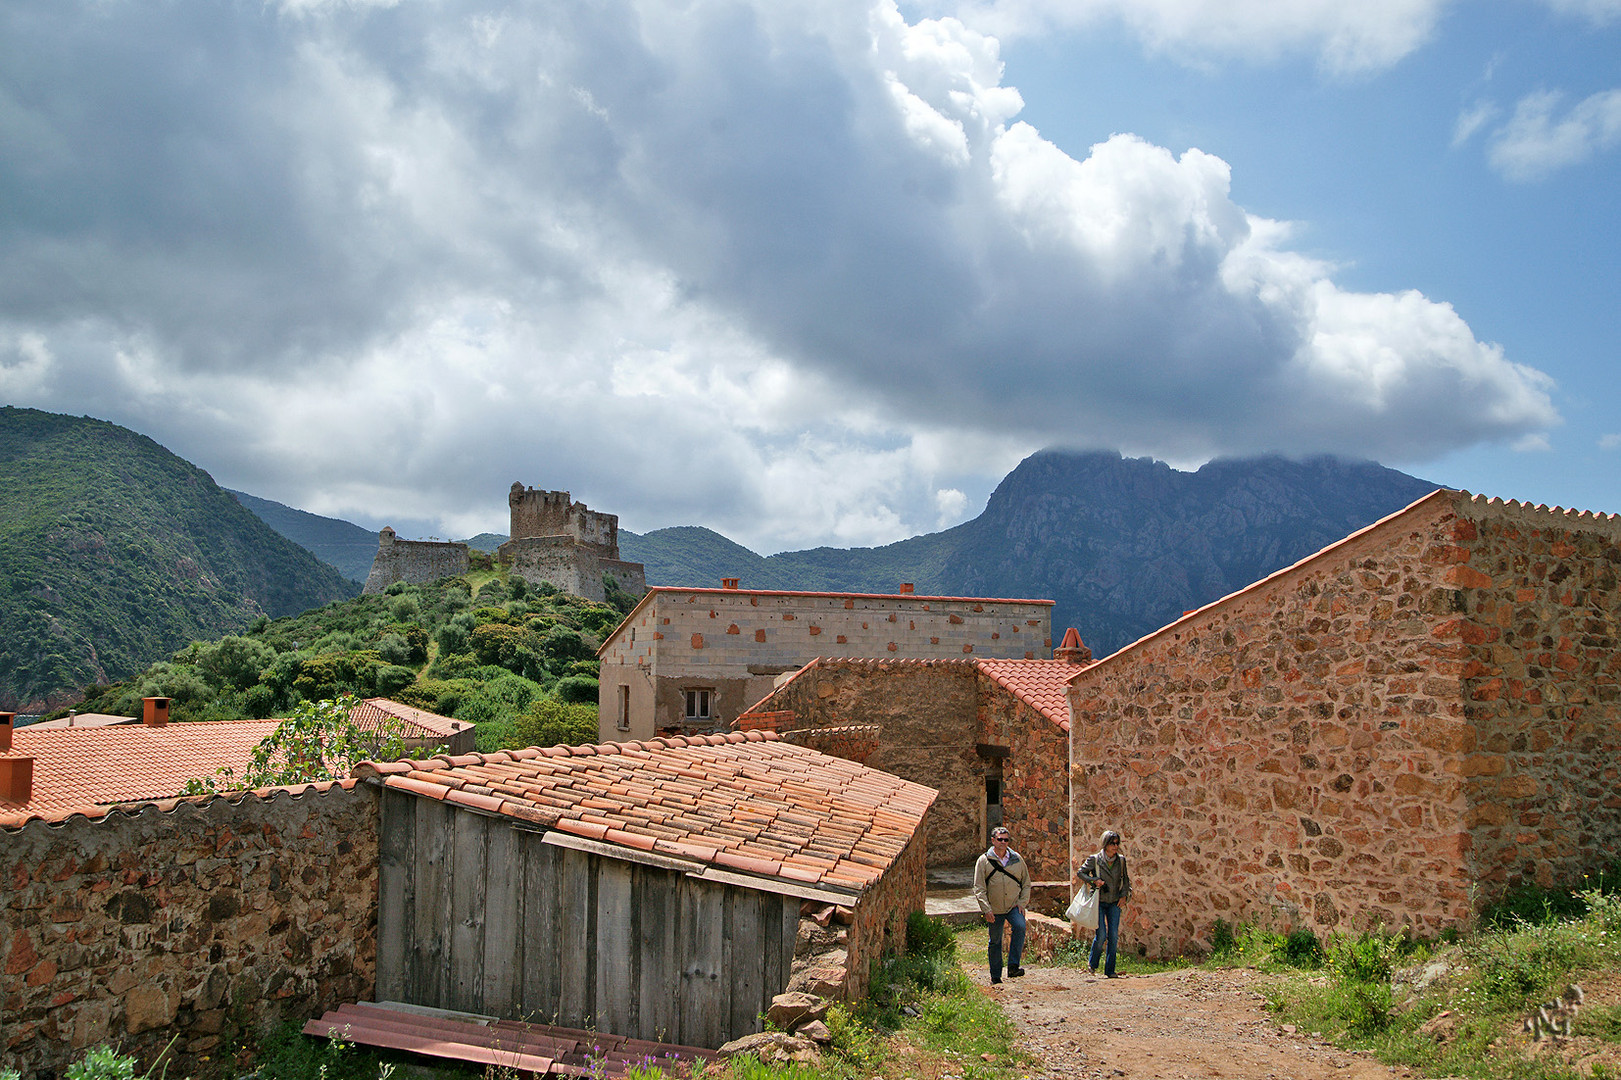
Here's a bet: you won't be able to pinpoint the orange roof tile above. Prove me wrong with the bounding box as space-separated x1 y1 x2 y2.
348 698 471 740
0 719 283 826
353 732 937 895
973 658 1094 730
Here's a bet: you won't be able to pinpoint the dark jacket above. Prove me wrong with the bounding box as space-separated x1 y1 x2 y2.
1078 850 1131 905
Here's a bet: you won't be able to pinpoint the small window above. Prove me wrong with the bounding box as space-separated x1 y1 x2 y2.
617 685 631 730
684 688 712 720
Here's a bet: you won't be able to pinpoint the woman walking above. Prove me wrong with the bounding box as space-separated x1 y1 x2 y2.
1077 830 1130 978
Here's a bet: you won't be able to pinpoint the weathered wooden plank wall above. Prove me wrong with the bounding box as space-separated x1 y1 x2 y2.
374 790 798 1047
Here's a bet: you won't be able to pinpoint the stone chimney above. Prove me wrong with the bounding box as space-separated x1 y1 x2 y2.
721 578 740 590
1052 627 1092 664
143 697 171 727
898 583 915 594
0 713 33 804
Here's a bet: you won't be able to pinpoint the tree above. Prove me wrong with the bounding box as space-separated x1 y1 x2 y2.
183 694 436 793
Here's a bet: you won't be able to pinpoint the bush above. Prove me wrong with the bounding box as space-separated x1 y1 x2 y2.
374 664 416 696
65 1047 137 1080
1275 927 1323 967
906 911 957 958
505 697 599 749
553 674 599 704
1328 930 1407 984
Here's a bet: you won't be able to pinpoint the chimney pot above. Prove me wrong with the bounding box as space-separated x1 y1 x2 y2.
899 583 915 594
0 755 32 803
143 697 171 727
0 712 13 753
721 578 739 590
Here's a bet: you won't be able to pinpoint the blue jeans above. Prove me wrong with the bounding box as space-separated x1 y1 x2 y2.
1090 901 1121 976
987 907 1026 979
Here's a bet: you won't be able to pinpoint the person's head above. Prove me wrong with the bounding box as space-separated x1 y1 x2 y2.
991 826 1011 849
1100 830 1121 855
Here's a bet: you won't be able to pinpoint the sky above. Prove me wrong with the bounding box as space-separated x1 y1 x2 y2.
1 0 1617 553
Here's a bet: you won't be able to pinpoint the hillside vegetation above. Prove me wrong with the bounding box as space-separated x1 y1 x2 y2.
0 407 358 713
73 571 633 751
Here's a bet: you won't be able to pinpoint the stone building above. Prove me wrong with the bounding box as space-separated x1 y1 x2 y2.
361 527 470 594
1066 489 1621 957
497 483 647 602
734 627 1094 878
596 583 1054 741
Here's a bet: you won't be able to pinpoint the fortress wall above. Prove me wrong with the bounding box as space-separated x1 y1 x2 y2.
1068 495 1475 956
500 536 608 601
508 485 620 554
1453 497 1621 889
0 785 378 1079
361 533 470 594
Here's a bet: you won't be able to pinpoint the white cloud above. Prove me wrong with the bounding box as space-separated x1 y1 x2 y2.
1486 88 1621 181
1452 100 1498 146
923 0 1449 74
1537 0 1621 24
0 0 1558 552
1600 433 1621 450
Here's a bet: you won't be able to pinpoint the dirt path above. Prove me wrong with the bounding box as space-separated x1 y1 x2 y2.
974 964 1418 1080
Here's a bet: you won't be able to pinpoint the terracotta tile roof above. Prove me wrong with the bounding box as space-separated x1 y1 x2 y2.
349 698 471 741
353 731 937 894
0 719 283 826
974 658 1093 731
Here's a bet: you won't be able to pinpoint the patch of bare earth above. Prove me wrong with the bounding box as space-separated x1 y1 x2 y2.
975 965 1413 1080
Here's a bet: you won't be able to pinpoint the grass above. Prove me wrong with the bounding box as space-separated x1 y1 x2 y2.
1228 874 1621 1080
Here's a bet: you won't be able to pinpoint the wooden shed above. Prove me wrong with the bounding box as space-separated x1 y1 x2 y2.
354 730 935 1048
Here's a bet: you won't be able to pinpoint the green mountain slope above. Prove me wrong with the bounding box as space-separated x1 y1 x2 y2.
228 489 380 583
0 407 360 712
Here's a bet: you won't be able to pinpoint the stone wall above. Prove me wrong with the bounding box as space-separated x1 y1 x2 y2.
1451 498 1621 889
1067 494 1474 956
845 829 927 1000
361 529 470 595
978 690 1069 885
1066 490 1621 957
508 484 620 553
745 660 987 868
497 535 647 603
0 783 378 1079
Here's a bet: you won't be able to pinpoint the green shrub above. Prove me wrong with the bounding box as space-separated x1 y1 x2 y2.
1275 927 1323 967
553 674 599 704
64 1047 137 1080
1328 930 1407 983
506 697 598 749
906 911 957 958
1211 917 1237 957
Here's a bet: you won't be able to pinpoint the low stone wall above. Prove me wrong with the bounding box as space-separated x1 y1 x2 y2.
361 534 469 595
845 829 927 1000
0 783 379 1078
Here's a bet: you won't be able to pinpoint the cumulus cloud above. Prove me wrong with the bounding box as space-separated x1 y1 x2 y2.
920 0 1448 74
0 0 1557 551
1537 0 1621 23
1484 88 1621 181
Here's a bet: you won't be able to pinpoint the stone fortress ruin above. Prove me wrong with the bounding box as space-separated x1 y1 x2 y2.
362 483 646 602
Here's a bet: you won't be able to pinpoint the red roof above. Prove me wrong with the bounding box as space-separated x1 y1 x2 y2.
354 731 937 894
974 658 1092 730
0 719 283 826
349 698 471 740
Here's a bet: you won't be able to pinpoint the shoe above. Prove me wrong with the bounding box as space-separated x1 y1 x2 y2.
991 976 1002 984
1088 967 1098 976
1106 973 1119 979
1008 967 1026 977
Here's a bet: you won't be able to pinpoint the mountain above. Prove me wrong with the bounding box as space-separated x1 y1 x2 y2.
228 489 380 583
0 408 361 712
624 451 1437 658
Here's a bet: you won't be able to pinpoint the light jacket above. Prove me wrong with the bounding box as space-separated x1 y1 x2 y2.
973 847 1032 917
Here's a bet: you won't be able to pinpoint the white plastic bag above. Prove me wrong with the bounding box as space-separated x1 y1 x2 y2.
1067 885 1100 931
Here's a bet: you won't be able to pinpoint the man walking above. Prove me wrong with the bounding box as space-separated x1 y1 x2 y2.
973 826 1032 985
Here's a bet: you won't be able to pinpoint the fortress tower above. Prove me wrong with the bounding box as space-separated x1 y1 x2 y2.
496 483 646 602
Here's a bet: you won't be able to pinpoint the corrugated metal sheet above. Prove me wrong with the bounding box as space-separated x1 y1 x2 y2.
303 1001 720 1077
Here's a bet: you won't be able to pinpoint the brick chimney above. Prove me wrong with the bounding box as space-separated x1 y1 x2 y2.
898 583 915 594
1052 627 1092 664
721 578 739 590
143 697 171 727
0 713 33 804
